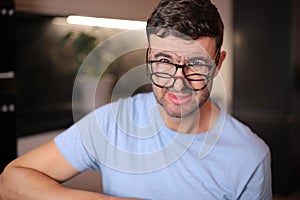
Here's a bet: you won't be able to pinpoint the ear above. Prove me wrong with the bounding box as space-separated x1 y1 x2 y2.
146 44 150 62
146 44 150 55
213 50 226 77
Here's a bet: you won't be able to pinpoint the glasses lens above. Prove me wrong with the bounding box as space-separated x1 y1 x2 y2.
184 65 211 81
188 77 209 90
149 61 212 90
151 61 176 75
150 62 175 87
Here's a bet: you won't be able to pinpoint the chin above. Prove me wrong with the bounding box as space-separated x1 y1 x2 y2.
164 104 200 118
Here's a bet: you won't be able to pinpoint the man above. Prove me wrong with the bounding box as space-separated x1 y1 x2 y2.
0 0 272 199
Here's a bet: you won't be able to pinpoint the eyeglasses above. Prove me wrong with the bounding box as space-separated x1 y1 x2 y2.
147 49 219 91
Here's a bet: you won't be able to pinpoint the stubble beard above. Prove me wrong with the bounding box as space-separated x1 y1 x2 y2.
154 87 210 118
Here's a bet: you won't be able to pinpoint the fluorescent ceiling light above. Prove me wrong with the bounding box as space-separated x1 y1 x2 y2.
66 15 146 30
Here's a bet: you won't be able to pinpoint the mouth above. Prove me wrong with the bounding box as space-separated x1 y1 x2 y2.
166 92 193 105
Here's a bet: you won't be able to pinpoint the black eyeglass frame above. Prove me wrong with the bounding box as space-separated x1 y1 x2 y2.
146 48 220 91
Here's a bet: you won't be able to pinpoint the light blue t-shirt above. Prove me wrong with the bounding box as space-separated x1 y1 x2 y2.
55 92 272 200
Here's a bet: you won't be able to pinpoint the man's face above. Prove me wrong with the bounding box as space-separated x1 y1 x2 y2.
148 34 219 118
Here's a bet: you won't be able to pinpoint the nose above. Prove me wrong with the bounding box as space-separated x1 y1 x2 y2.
172 69 187 90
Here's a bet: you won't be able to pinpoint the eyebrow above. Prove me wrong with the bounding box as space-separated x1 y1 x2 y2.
188 56 210 63
152 51 175 59
151 50 213 63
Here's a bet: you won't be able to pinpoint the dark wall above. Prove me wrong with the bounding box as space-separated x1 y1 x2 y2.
290 0 300 194
15 14 75 136
13 13 149 137
233 0 299 195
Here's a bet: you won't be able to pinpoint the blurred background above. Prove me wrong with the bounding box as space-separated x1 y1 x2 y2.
0 0 299 198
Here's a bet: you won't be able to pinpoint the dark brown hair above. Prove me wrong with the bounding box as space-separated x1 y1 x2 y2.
146 0 224 50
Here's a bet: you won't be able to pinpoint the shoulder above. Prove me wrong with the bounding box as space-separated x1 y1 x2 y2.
220 112 270 161
95 92 154 113
93 92 156 125
74 92 155 132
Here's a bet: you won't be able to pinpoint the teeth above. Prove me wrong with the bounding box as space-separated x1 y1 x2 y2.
175 94 190 98
177 96 188 99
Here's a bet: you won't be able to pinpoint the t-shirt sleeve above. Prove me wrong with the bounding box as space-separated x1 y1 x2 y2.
54 124 99 172
238 150 272 200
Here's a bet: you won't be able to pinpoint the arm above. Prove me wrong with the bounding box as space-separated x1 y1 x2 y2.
0 140 138 200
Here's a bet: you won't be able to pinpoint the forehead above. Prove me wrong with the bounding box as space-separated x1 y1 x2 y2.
148 34 216 57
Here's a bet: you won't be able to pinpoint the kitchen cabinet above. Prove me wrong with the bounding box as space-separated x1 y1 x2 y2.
0 0 16 172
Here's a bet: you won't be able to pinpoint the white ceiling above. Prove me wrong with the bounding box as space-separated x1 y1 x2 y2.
15 0 160 21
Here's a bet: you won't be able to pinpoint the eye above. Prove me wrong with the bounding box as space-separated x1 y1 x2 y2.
189 60 206 66
159 58 171 63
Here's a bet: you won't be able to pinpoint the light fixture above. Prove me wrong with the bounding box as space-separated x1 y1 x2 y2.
66 15 146 30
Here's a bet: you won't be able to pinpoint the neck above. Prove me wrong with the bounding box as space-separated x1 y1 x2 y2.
159 100 220 134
